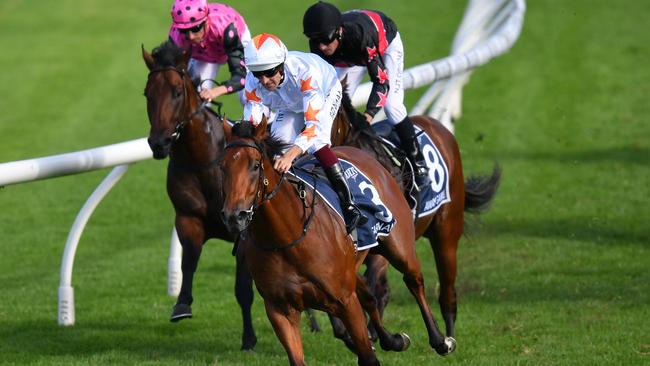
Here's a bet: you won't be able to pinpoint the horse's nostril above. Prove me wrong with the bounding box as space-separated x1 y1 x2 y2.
238 211 250 222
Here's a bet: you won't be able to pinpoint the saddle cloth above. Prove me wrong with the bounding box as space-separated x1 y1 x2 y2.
289 158 396 251
372 120 451 217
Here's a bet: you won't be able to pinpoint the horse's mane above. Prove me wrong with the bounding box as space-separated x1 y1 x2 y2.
232 121 290 158
151 40 184 67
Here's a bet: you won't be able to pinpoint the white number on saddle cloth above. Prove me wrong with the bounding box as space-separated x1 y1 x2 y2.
358 181 393 223
423 144 445 192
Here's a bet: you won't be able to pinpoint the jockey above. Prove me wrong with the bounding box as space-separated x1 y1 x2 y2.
303 1 430 188
168 0 251 104
242 33 368 234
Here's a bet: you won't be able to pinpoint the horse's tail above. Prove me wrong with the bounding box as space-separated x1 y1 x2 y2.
464 164 501 214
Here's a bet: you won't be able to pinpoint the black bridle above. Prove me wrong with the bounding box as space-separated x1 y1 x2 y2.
147 66 208 141
224 139 317 251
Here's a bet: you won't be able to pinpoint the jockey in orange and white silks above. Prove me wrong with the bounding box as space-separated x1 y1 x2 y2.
243 34 341 157
168 0 251 104
242 33 367 233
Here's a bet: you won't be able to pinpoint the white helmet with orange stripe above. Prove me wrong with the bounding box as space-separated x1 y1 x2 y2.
244 33 288 72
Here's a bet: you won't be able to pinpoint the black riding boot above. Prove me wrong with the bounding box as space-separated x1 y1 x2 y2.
394 116 430 189
325 163 369 234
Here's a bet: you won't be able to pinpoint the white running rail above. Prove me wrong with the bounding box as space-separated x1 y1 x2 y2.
0 0 525 326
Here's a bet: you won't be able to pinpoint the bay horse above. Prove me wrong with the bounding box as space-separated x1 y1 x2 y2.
330 90 501 342
220 118 456 366
142 40 261 349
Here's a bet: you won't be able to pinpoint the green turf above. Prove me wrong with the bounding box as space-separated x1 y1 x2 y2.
1 0 648 365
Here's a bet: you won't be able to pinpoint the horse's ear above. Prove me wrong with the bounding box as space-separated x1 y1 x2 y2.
142 44 156 70
180 46 192 70
223 119 233 142
255 114 269 139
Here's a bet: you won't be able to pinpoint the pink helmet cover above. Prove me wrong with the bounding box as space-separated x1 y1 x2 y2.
171 0 209 29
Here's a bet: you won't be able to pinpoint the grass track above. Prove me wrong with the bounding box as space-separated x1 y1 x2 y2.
1 0 648 365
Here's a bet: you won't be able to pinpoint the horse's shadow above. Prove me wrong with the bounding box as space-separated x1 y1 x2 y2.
0 319 276 362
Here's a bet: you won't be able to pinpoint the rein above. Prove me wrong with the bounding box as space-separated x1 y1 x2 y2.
225 139 318 252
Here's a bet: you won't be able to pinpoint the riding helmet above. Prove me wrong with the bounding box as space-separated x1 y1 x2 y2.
303 1 342 38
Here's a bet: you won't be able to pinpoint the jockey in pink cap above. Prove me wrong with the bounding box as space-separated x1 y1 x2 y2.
168 0 251 104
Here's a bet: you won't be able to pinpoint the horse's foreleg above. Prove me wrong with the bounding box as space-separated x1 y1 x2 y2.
171 217 205 322
381 234 456 356
402 264 456 356
234 245 257 350
306 309 321 332
335 293 381 366
356 274 410 352
329 314 356 353
264 303 306 366
363 255 390 341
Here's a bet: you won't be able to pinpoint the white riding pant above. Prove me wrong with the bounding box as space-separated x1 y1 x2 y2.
335 32 407 125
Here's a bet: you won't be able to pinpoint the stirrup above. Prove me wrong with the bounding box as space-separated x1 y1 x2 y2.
411 160 430 190
345 205 368 234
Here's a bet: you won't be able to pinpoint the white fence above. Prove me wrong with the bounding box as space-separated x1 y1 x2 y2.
0 0 525 326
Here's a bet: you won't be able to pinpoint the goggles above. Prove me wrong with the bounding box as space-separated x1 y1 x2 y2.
179 22 205 35
309 30 339 45
252 64 282 79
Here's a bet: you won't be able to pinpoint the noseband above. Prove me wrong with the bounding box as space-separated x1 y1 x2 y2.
147 66 208 141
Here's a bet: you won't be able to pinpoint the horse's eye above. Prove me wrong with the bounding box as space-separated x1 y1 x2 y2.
172 87 182 98
252 161 261 170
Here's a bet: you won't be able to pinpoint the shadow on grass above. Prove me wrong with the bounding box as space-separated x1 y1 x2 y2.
0 319 268 363
499 146 649 166
484 216 648 246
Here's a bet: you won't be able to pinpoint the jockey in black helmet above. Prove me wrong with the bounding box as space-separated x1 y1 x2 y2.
303 1 430 189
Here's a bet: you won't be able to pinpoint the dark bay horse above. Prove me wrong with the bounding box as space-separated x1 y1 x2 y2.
331 91 501 342
142 40 259 349
220 119 456 366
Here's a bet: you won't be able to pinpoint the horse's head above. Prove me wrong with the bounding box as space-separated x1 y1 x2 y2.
219 117 271 233
142 41 197 159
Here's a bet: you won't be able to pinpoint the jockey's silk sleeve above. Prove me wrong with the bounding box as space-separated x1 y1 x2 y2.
221 23 247 94
365 53 390 117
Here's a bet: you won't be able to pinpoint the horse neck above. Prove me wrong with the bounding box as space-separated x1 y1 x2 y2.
171 111 224 165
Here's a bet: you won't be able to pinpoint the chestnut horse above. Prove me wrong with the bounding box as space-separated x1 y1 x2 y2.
220 119 456 366
142 40 260 349
331 91 502 341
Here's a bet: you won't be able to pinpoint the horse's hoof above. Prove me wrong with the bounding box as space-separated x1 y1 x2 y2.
170 303 192 322
434 337 456 356
241 334 257 351
397 333 411 351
